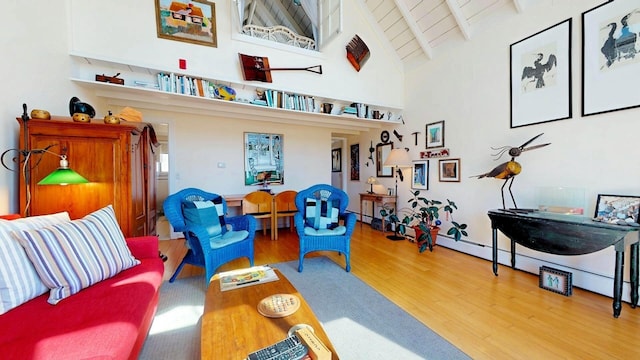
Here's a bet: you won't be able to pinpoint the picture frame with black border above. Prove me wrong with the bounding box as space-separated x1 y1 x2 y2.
510 18 572 128
332 148 342 172
425 121 445 149
539 266 572 296
593 194 640 225
582 0 640 116
438 158 460 182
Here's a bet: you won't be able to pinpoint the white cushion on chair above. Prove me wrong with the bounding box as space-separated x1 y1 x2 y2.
303 226 346 236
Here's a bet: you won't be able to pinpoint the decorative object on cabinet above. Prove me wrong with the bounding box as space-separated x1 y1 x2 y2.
30 109 50 120
331 148 342 172
366 176 377 194
239 53 322 83
350 144 359 180
399 191 468 253
582 0 640 116
593 194 640 226
68 97 95 118
393 130 403 142
439 159 460 182
420 148 450 159
116 107 143 123
380 130 390 143
103 111 120 124
72 113 91 123
510 18 572 128
346 34 370 72
425 121 444 149
155 0 217 48
539 266 572 296
382 148 412 241
472 133 550 209
16 114 158 237
95 72 124 85
376 142 393 178
411 161 429 190
244 132 284 186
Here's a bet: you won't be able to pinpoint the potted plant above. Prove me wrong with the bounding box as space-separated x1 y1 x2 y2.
395 190 468 253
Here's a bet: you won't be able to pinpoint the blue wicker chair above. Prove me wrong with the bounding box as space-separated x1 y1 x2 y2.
164 188 256 284
294 184 356 272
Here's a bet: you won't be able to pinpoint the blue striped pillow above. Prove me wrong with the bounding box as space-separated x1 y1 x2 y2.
14 205 140 305
0 212 71 314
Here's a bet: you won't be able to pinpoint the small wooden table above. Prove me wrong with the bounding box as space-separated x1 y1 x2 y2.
201 269 339 359
359 193 396 233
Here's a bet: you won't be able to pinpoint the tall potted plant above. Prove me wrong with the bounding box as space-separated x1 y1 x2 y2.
397 190 468 253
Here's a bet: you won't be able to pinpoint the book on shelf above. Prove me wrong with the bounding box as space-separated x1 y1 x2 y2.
218 265 279 291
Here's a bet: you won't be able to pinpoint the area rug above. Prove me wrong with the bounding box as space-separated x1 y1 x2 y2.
140 257 470 359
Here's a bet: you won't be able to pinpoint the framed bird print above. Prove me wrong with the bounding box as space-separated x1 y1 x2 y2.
510 18 572 128
582 0 640 116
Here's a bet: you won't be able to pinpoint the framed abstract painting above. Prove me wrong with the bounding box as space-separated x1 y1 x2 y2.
510 19 572 128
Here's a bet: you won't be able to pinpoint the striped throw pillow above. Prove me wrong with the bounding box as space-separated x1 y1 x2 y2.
14 205 140 305
0 212 71 314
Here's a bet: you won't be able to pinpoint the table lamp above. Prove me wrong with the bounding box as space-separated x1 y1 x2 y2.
383 148 412 241
366 176 377 194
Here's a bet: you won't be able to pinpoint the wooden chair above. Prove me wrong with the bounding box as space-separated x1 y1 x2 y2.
243 191 275 240
274 190 298 240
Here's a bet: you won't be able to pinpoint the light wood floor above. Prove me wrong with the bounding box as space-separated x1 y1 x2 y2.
159 224 640 360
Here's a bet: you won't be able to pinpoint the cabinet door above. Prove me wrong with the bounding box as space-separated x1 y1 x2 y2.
130 131 147 237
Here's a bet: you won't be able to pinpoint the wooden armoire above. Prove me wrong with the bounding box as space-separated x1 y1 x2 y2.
18 117 158 238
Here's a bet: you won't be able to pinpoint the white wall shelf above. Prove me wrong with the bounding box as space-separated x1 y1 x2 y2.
70 55 403 133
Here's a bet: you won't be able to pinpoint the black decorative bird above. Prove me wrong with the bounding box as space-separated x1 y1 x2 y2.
473 133 550 209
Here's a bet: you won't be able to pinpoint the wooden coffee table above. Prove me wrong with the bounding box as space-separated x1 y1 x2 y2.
201 268 339 359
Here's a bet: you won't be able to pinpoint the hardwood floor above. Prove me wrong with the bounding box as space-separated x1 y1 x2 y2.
159 224 640 360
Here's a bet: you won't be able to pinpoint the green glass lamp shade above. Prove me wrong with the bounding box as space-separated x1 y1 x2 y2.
37 156 89 185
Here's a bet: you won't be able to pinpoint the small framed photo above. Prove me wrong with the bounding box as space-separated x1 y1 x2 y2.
332 148 342 172
593 194 640 224
425 121 445 149
539 266 572 296
438 158 460 182
155 0 217 48
411 160 429 190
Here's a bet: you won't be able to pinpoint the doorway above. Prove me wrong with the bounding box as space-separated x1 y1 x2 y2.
331 137 347 190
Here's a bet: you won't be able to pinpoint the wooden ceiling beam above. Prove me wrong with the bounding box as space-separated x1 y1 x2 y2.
445 0 471 40
393 0 434 60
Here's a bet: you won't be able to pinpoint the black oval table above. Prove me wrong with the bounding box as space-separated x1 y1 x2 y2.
488 209 639 318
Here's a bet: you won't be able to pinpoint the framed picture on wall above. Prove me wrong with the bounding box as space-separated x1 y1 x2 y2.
244 132 284 186
332 148 342 172
350 144 360 180
582 0 640 116
425 121 444 149
155 0 217 47
439 158 460 182
411 160 429 190
510 18 572 128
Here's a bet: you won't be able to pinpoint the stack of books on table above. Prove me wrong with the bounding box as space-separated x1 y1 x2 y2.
218 265 279 291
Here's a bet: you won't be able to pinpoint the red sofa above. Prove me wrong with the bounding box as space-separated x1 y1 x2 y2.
0 235 164 359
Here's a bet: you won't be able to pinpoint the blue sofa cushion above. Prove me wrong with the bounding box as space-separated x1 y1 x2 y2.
304 198 339 230
182 198 227 238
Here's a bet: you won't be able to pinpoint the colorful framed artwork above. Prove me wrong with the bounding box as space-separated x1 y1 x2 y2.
244 132 284 186
539 266 573 296
350 144 360 180
593 194 640 224
439 158 460 182
510 18 572 128
582 0 640 116
155 0 217 47
425 121 444 149
411 160 429 190
332 148 342 172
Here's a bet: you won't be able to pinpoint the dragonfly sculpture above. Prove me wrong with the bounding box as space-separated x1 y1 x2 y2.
473 133 550 209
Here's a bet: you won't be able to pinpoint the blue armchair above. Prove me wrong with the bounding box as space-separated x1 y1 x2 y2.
163 188 256 284
294 184 356 272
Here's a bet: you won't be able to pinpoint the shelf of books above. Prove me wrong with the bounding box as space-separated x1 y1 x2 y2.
70 54 402 133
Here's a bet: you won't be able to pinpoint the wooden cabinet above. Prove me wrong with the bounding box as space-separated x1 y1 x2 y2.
18 117 157 238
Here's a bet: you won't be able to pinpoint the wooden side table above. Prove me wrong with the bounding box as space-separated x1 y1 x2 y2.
359 193 396 233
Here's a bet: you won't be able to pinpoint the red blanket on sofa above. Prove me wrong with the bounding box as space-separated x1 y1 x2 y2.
0 236 164 359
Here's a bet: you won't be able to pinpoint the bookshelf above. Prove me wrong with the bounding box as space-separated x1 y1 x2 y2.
70 54 402 132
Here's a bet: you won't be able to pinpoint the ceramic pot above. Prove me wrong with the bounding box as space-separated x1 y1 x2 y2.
72 112 91 123
30 109 50 119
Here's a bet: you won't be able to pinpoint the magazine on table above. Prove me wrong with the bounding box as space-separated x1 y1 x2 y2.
218 265 279 291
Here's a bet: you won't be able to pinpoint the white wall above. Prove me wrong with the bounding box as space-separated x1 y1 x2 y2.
348 0 640 300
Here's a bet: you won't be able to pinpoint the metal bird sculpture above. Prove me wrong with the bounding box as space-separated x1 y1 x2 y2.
473 133 550 209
